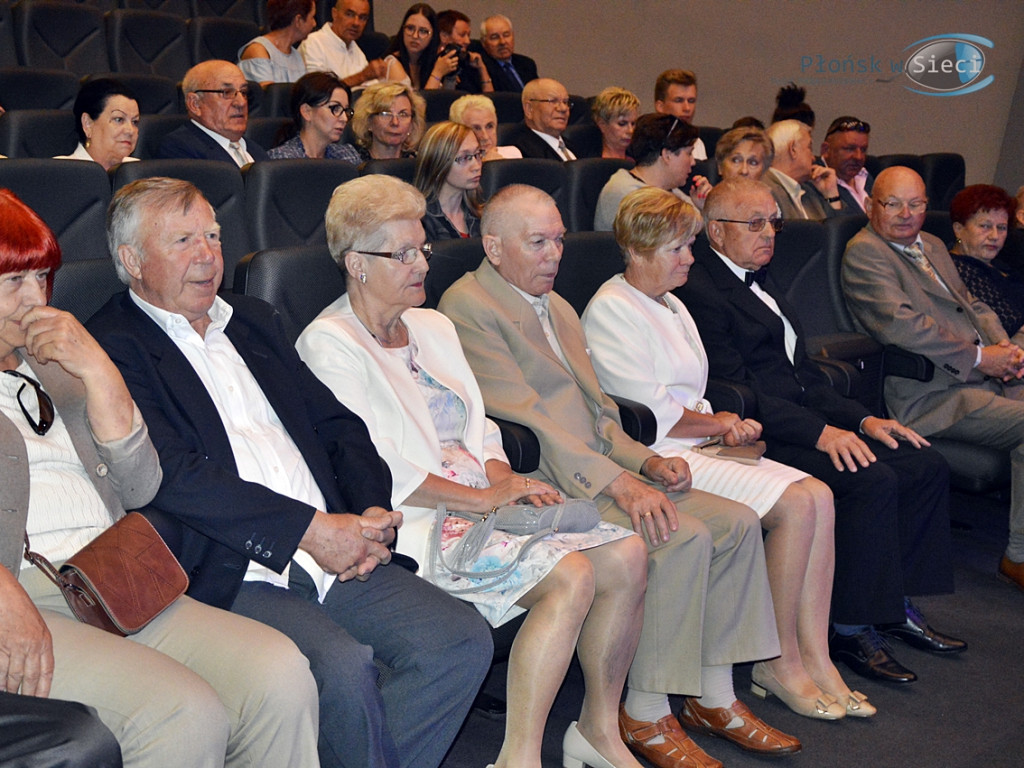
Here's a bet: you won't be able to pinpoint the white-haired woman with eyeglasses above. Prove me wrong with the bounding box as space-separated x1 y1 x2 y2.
298 174 649 768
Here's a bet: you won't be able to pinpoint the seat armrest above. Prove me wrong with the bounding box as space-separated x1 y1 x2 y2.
881 345 935 381
704 379 755 419
811 355 860 398
492 417 540 474
610 395 657 446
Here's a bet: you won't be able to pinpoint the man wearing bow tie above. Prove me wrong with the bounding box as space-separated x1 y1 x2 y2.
678 177 963 687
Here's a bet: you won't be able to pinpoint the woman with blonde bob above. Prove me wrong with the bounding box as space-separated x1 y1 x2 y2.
298 175 650 768
350 81 426 161
591 87 640 160
583 187 873 723
414 121 484 241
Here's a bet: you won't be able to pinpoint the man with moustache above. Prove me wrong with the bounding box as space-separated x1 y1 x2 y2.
820 116 873 212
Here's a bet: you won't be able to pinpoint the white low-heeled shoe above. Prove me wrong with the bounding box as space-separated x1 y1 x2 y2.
562 721 616 768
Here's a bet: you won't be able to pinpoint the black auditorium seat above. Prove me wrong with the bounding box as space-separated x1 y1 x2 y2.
422 236 485 309
479 158 568 214
187 16 260 65
0 159 111 261
13 0 108 74
0 109 77 158
118 0 190 16
106 10 190 79
359 157 417 183
0 68 79 110
561 122 603 159
564 157 633 231
233 244 343 343
87 72 179 115
189 0 259 23
50 258 125 324
111 159 249 289
134 113 190 158
243 159 359 251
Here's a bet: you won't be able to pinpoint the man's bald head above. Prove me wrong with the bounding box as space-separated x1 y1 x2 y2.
481 185 565 296
522 78 570 138
867 166 928 245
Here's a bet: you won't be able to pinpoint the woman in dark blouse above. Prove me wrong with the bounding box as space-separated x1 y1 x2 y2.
949 184 1024 336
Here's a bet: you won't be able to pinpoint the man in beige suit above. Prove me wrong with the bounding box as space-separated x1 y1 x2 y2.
439 185 797 768
843 165 1024 590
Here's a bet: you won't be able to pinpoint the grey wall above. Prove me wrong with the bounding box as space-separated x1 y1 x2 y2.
375 0 1024 186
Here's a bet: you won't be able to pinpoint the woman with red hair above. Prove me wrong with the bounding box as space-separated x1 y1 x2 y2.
0 189 321 768
949 184 1024 337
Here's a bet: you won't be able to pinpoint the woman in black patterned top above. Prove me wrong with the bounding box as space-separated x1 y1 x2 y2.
949 184 1024 335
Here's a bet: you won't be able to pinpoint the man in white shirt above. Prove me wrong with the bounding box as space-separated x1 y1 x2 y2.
157 60 269 165
88 177 492 768
300 0 386 89
764 119 842 220
820 116 873 212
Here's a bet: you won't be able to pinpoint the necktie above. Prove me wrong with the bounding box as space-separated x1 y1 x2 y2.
745 266 768 287
556 138 575 161
228 141 248 167
903 243 938 283
501 60 524 90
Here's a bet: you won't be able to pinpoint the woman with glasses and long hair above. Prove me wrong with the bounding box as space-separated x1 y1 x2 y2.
382 3 459 90
297 174 648 768
583 186 872 727
413 121 484 241
593 113 711 231
0 189 320 767
268 72 360 161
350 81 426 161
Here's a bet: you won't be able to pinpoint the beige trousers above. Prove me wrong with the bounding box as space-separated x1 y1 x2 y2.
22 568 320 768
598 485 780 695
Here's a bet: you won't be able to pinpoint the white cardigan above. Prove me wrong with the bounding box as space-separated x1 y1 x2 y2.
296 296 506 566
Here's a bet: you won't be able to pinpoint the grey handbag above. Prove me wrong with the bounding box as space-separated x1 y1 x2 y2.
427 499 601 594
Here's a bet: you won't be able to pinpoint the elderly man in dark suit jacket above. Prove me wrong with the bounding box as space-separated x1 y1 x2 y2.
843 165 1024 591
477 13 538 92
158 60 269 166
677 177 964 686
764 120 842 220
88 177 490 768
504 78 581 161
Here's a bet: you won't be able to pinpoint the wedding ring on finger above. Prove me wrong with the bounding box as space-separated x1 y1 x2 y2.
641 511 653 518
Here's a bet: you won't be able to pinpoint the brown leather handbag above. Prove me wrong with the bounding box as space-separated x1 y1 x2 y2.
23 512 188 636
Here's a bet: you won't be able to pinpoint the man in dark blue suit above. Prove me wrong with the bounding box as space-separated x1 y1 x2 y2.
158 60 269 166
88 177 491 768
676 177 963 686
477 14 538 92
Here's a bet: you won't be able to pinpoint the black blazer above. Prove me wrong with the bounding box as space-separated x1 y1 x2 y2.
503 122 579 161
87 292 391 610
675 238 871 448
480 51 538 92
158 121 270 164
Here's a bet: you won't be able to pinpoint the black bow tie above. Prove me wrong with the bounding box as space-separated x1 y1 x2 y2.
745 267 768 287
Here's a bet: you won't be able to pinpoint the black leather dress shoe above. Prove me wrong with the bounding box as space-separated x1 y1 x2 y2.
881 600 967 654
829 627 917 683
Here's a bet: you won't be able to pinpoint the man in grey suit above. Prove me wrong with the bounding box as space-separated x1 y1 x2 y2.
764 120 842 220
439 185 798 768
843 165 1024 590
